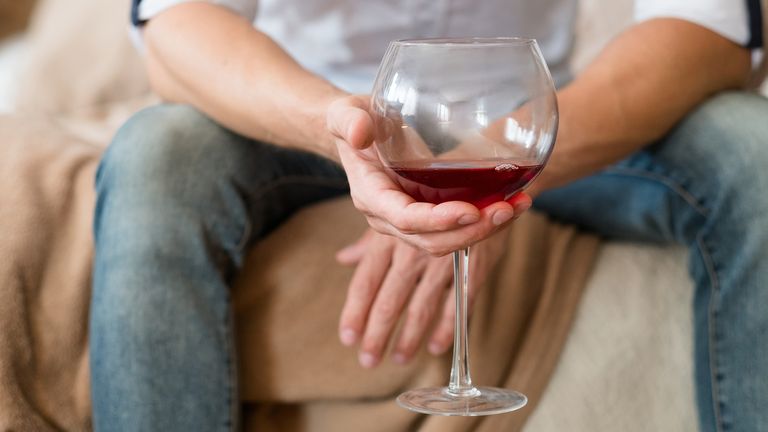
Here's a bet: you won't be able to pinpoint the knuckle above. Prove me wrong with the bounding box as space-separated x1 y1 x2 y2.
391 214 416 234
367 217 389 234
470 231 489 246
426 244 450 257
419 240 440 255
350 275 375 296
396 245 426 266
361 337 383 354
407 306 431 328
374 300 400 322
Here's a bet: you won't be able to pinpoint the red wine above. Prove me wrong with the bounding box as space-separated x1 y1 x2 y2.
389 160 542 209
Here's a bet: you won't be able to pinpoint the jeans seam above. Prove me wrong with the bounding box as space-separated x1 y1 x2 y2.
236 175 349 251
697 235 725 432
236 217 252 252
606 165 725 431
605 167 710 217
222 292 238 432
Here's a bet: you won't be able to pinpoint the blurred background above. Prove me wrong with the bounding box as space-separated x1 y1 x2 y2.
0 0 150 138
0 0 35 112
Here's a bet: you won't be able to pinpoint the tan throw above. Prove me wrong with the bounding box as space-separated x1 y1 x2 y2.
0 113 598 431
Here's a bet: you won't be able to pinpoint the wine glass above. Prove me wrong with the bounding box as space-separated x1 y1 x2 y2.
370 38 558 416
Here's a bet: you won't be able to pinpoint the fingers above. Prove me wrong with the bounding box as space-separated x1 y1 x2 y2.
428 272 482 356
428 297 456 356
394 199 529 256
336 146 484 234
358 191 531 255
427 271 483 356
427 272 480 355
426 231 508 355
391 255 453 363
332 126 485 235
337 232 449 368
338 235 395 348
338 230 510 367
328 95 535 245
363 197 482 235
357 244 428 368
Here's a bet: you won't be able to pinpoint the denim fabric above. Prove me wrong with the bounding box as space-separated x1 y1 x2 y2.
90 105 348 431
91 92 768 431
536 91 768 432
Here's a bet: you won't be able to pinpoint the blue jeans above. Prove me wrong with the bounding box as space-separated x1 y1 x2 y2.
90 92 768 431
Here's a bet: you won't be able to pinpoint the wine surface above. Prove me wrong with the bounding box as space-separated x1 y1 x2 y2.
389 160 542 208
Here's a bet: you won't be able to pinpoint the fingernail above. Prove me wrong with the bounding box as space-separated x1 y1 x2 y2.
458 214 479 225
492 209 515 226
393 353 408 365
359 352 378 369
340 329 357 346
514 201 532 214
428 342 443 355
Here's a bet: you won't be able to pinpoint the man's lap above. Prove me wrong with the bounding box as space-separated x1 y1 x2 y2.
535 90 768 244
99 104 349 247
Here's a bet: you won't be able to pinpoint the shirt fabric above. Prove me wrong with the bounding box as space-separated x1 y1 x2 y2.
131 0 763 94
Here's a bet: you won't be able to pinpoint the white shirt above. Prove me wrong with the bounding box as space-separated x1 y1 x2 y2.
132 0 763 94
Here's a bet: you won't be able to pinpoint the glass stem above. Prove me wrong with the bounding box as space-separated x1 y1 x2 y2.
448 247 479 397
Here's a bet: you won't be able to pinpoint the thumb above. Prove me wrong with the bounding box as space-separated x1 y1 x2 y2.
327 96 375 150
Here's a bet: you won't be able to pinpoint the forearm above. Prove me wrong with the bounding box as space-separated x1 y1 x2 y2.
143 2 346 161
533 18 751 193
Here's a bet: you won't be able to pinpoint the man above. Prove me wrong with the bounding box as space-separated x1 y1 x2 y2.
91 0 768 430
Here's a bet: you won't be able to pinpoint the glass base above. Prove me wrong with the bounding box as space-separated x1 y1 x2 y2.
396 386 527 416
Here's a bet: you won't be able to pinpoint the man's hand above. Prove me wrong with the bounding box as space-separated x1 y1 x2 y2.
326 95 532 256
336 228 509 368
327 95 529 368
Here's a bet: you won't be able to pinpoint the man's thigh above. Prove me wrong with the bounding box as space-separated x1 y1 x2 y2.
534 91 768 245
99 103 350 244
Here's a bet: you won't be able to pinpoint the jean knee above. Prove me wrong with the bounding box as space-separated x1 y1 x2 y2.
94 104 259 263
667 92 768 206
98 104 224 193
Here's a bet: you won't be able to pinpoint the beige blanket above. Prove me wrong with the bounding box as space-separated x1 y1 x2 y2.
0 112 598 431
0 0 36 40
